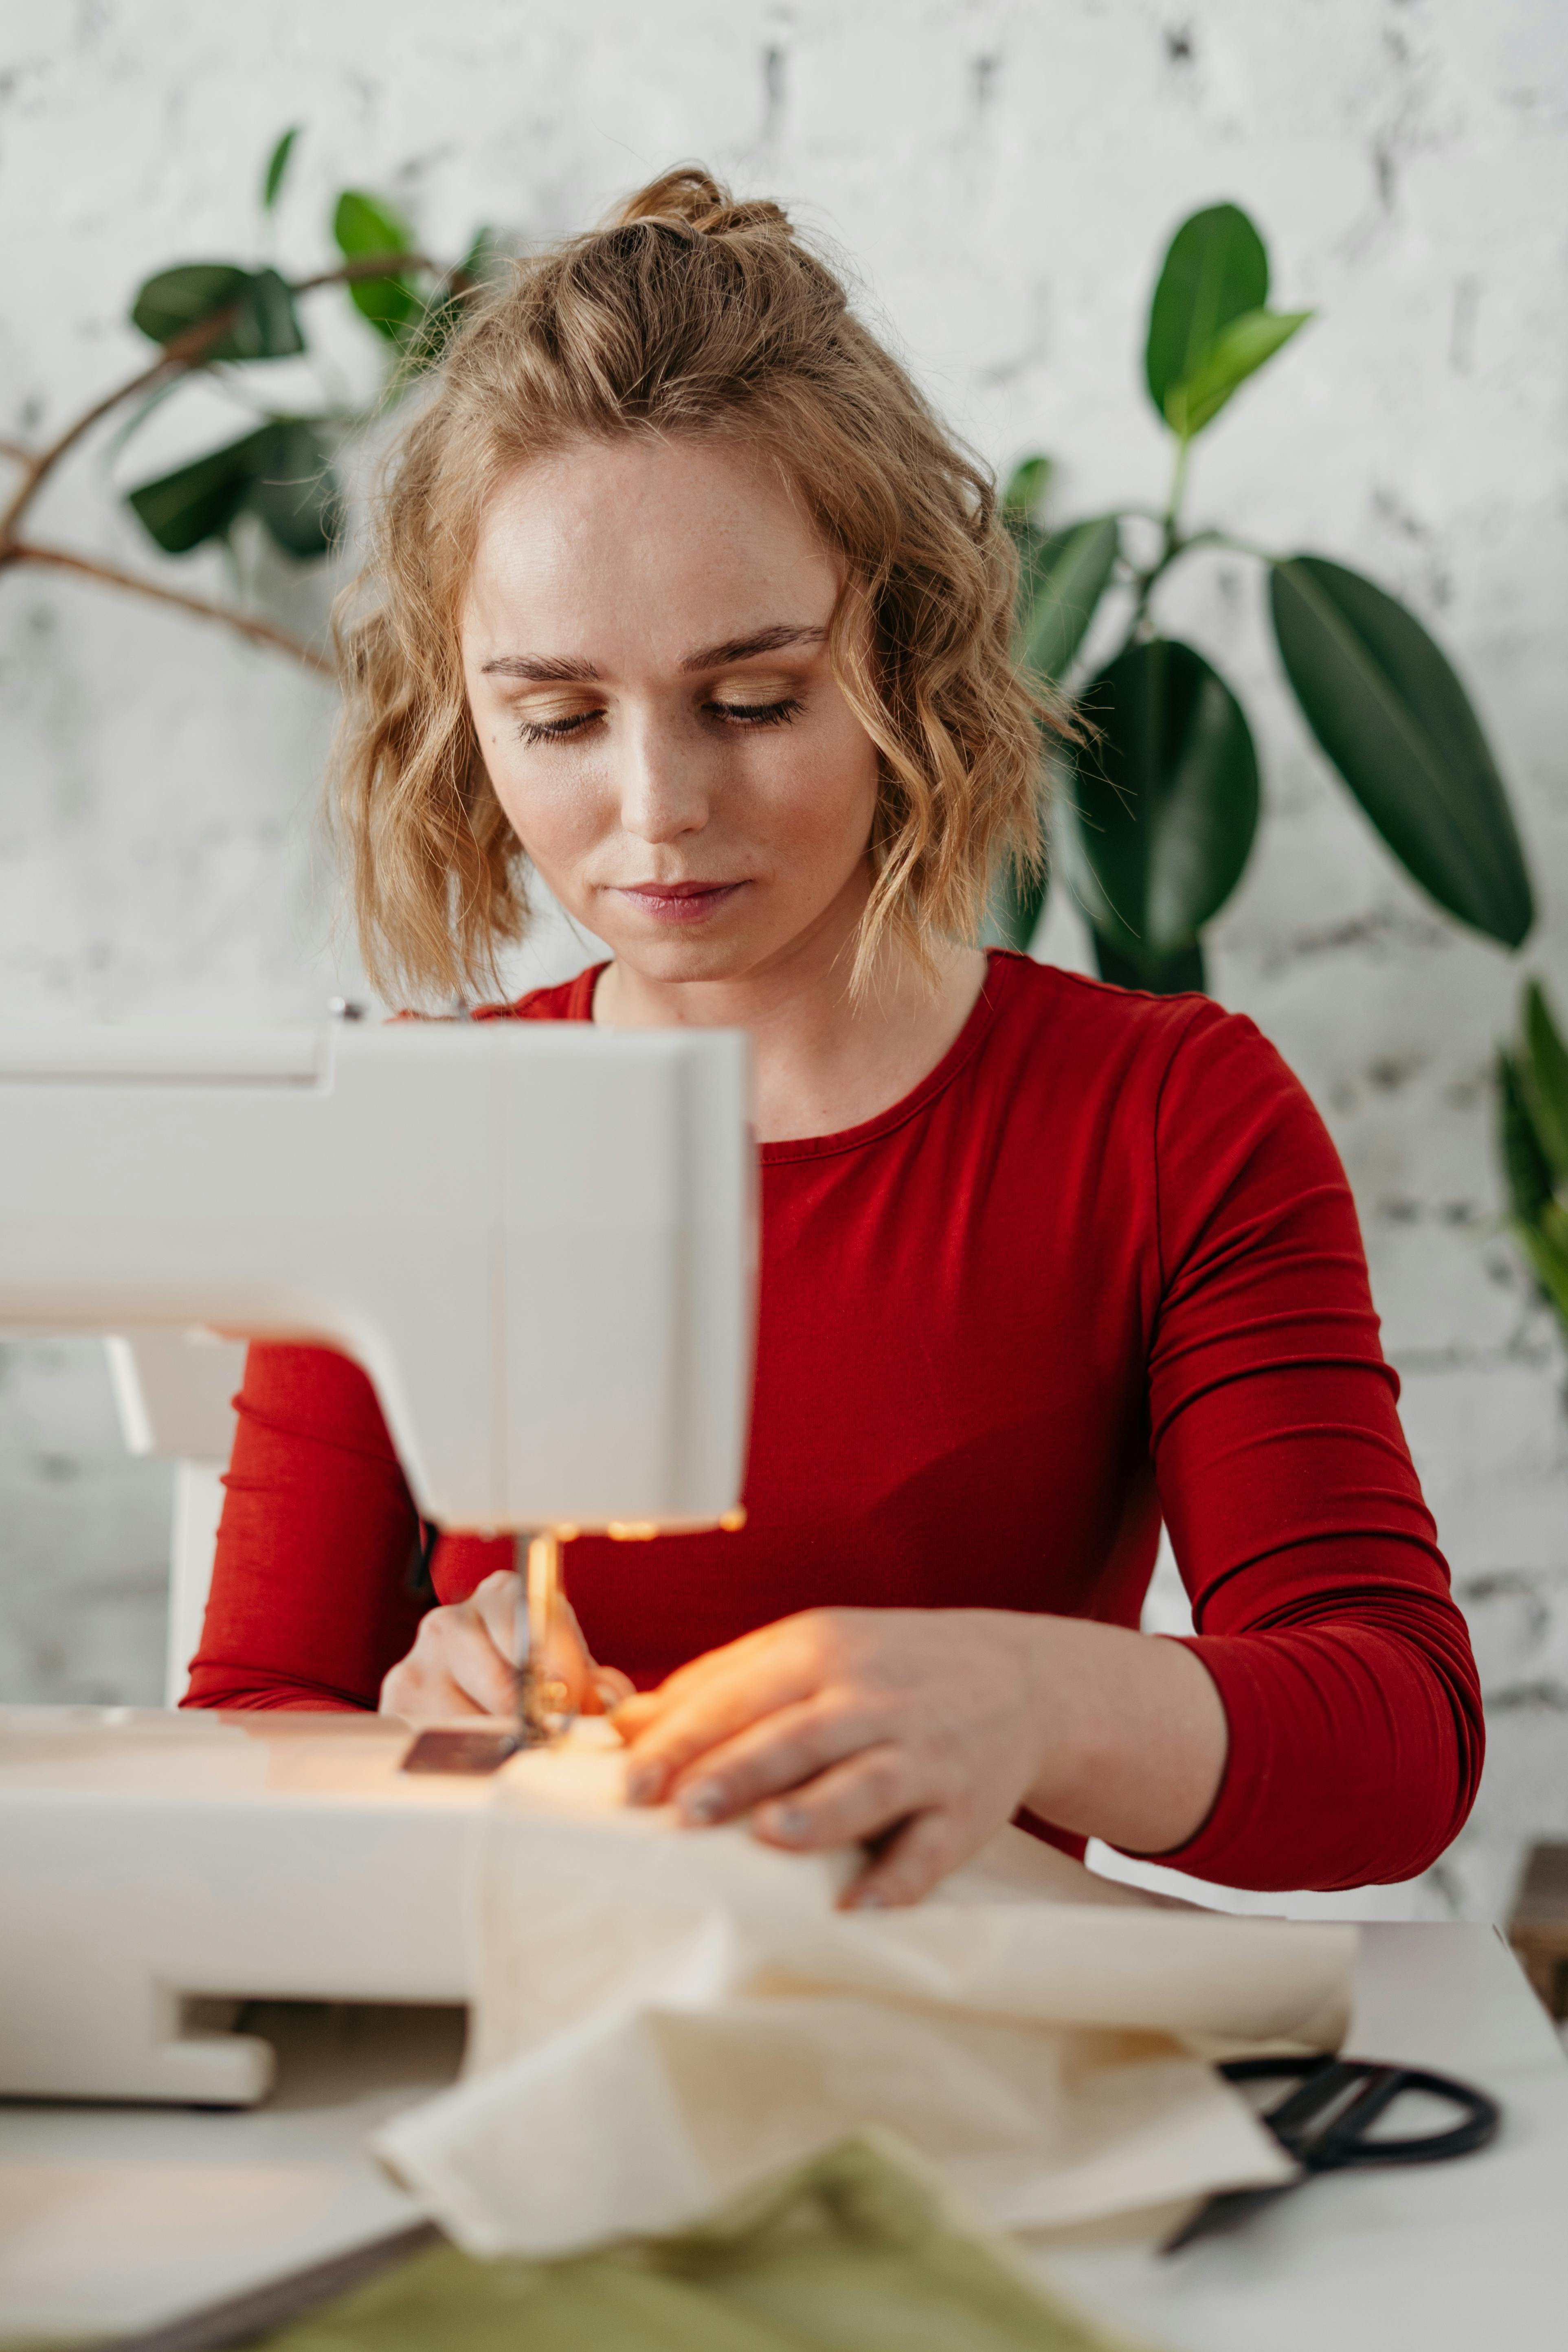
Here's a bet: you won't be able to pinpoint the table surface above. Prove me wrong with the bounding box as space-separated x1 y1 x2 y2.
1 1923 1563 2347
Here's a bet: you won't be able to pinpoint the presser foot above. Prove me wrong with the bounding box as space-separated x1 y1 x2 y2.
398 1669 567 1776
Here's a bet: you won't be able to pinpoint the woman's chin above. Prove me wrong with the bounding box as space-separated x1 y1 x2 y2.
597 917 794 991
610 936 768 986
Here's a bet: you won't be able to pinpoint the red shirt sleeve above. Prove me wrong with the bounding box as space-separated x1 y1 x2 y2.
182 1342 427 1711
1135 1001 1482 1889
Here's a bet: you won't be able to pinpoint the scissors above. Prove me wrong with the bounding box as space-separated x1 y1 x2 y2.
1162 2053 1501 2253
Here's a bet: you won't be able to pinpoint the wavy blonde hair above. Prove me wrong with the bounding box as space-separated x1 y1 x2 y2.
332 166 1061 1004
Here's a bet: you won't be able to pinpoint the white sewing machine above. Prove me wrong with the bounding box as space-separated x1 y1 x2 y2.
0 1019 754 2104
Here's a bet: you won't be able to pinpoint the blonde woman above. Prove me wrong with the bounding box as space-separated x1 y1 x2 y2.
187 171 1481 1908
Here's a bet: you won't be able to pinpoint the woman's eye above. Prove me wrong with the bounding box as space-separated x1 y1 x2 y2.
709 697 803 728
518 710 602 746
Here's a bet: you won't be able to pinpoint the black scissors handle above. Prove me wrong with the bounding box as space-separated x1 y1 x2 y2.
1221 2053 1501 2170
1161 2054 1501 2255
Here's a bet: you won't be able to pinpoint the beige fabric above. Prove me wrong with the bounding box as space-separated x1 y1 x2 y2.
376 1724 1355 2256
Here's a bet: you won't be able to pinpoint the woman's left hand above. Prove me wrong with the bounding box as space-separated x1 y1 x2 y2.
611 1607 1053 1908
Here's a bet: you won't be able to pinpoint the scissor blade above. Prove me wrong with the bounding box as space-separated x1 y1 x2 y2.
1160 2181 1298 2255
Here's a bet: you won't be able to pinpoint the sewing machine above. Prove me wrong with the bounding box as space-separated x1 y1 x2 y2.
0 1018 754 2103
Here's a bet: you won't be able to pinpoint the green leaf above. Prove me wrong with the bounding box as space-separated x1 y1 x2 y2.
1092 933 1207 995
1016 517 1119 686
246 419 345 558
1498 1048 1556 1225
332 187 414 257
1145 204 1268 422
334 188 420 339
130 263 304 361
1270 555 1534 949
125 426 272 554
1002 453 1054 526
1522 980 1568 1180
126 419 342 560
1513 1217 1568 1331
132 262 248 346
261 124 301 213
1063 638 1259 979
1164 305 1313 439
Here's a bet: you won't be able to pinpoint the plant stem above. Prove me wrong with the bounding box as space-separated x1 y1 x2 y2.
0 249 451 672
1106 437 1272 659
2 540 335 672
1164 437 1190 542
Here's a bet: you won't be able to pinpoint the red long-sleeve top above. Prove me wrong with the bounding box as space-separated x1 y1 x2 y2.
186 952 1482 1890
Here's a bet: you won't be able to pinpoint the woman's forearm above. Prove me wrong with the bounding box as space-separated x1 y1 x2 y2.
1018 1615 1229 1856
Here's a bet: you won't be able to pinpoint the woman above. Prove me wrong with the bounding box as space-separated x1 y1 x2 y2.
187 169 1481 1909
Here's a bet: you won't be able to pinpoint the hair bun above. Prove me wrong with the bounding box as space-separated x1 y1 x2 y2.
605 166 793 243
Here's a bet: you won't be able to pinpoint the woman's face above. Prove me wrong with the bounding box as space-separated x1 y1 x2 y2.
461 435 882 989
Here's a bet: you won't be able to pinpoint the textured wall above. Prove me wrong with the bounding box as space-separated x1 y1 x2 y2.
2 0 1565 1922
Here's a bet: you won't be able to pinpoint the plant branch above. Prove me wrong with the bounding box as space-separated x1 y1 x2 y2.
1107 437 1244 657
4 540 335 674
293 253 443 296
0 252 446 547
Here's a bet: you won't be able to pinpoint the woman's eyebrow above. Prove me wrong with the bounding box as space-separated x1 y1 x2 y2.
679 623 827 672
480 654 600 681
479 624 826 683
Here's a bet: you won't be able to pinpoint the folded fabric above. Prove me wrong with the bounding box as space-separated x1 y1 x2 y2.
377 1726 1355 2257
264 2132 1128 2352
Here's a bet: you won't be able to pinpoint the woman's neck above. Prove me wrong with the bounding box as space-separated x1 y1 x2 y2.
592 907 988 1145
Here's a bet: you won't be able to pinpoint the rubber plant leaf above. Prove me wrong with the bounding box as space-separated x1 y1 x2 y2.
1520 979 1568 1181
1513 1217 1568 1333
1163 305 1313 439
1091 933 1206 996
1002 452 1054 527
334 189 420 338
261 125 301 213
1270 556 1533 949
1145 204 1267 422
127 419 342 560
1017 518 1120 687
246 419 345 559
125 425 274 554
130 264 304 362
1061 638 1259 988
1497 1047 1556 1225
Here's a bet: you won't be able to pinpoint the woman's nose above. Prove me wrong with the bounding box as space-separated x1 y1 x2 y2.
617 719 713 845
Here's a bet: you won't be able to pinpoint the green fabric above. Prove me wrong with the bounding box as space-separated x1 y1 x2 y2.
269 2136 1125 2352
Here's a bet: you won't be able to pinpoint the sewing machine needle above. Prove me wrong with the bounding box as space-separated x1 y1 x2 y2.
515 1530 558 1746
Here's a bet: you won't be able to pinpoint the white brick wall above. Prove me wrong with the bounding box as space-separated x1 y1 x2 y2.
2 0 1564 1921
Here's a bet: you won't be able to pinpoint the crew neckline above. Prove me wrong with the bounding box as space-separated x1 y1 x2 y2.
760 951 1017 1162
541 951 1019 1164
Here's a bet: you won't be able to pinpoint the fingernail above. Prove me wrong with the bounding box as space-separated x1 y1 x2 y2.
625 1762 665 1805
846 1883 888 1909
593 1677 624 1716
768 1805 809 1843
678 1780 726 1825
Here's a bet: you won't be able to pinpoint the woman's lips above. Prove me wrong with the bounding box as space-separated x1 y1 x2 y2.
612 881 748 925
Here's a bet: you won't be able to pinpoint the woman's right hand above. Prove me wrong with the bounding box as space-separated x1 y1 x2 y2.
379 1568 635 1723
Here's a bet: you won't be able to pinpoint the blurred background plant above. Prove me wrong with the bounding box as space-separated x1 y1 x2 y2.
0 125 490 671
990 202 1537 995
1498 981 1568 1343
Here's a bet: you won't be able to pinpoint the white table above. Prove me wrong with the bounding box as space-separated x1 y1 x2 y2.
1041 1922 1568 2348
1 1925 1563 2346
